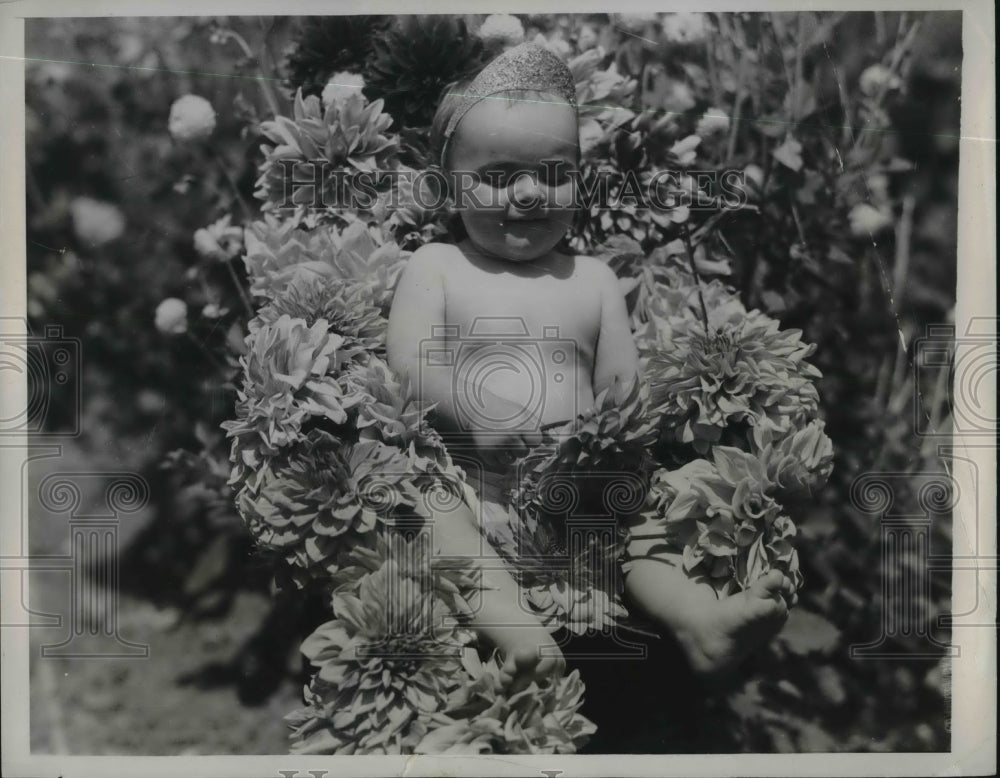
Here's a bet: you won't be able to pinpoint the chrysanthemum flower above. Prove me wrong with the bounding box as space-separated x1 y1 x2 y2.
286 557 474 754
414 649 595 754
243 218 406 314
69 196 126 246
193 214 244 262
255 88 397 214
253 274 386 358
236 433 423 578
639 270 821 453
154 297 188 334
330 531 483 617
478 14 525 49
168 94 217 141
223 315 363 462
647 418 831 594
321 72 366 109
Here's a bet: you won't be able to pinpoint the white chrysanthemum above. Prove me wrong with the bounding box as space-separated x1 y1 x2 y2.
69 197 125 246
321 72 366 109
155 298 188 335
168 94 216 141
201 302 226 319
696 107 730 138
859 64 900 97
661 13 707 43
478 14 525 48
848 203 893 236
193 214 243 262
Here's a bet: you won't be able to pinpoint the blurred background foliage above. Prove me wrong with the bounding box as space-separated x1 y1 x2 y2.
25 12 959 753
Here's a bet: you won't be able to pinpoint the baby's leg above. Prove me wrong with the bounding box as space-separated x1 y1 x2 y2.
625 557 794 683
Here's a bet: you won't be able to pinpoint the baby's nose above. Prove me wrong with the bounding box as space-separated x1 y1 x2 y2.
510 174 542 208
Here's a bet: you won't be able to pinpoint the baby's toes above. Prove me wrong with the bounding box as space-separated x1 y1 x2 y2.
750 569 786 600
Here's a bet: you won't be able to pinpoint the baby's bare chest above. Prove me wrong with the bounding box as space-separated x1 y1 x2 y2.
442 265 603 351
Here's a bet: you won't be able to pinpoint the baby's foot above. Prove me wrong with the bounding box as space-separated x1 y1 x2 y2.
674 570 794 684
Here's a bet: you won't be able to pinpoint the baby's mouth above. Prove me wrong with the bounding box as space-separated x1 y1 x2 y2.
504 205 548 222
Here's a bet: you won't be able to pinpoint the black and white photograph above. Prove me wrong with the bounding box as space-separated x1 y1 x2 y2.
0 2 995 775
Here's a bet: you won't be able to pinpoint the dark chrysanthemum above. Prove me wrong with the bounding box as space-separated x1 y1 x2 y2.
286 557 474 754
414 649 596 754
363 16 488 128
254 89 398 217
638 270 822 453
283 15 391 98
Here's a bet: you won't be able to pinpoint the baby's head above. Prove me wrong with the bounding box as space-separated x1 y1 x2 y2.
430 44 580 262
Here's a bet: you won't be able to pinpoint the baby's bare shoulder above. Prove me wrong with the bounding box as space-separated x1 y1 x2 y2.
402 242 463 277
568 253 619 287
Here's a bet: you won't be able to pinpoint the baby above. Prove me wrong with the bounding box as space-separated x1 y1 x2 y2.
386 44 795 693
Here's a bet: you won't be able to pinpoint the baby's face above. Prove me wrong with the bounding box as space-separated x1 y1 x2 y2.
448 95 579 262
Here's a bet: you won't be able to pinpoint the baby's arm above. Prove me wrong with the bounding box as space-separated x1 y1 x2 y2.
591 260 641 395
387 246 564 684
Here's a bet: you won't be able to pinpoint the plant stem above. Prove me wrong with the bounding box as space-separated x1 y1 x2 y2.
209 145 254 222
218 22 282 119
224 258 255 319
186 331 227 373
726 90 744 162
892 195 915 310
683 226 711 333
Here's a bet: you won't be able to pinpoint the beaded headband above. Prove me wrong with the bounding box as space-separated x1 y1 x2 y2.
441 42 578 166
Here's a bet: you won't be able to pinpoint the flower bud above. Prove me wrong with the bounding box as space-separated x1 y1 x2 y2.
743 164 765 192
859 64 900 98
321 72 366 109
168 94 216 142
478 14 525 49
69 197 125 246
696 107 730 138
849 203 894 236
155 298 188 334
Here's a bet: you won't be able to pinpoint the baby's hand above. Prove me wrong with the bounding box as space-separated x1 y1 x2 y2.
498 635 566 694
